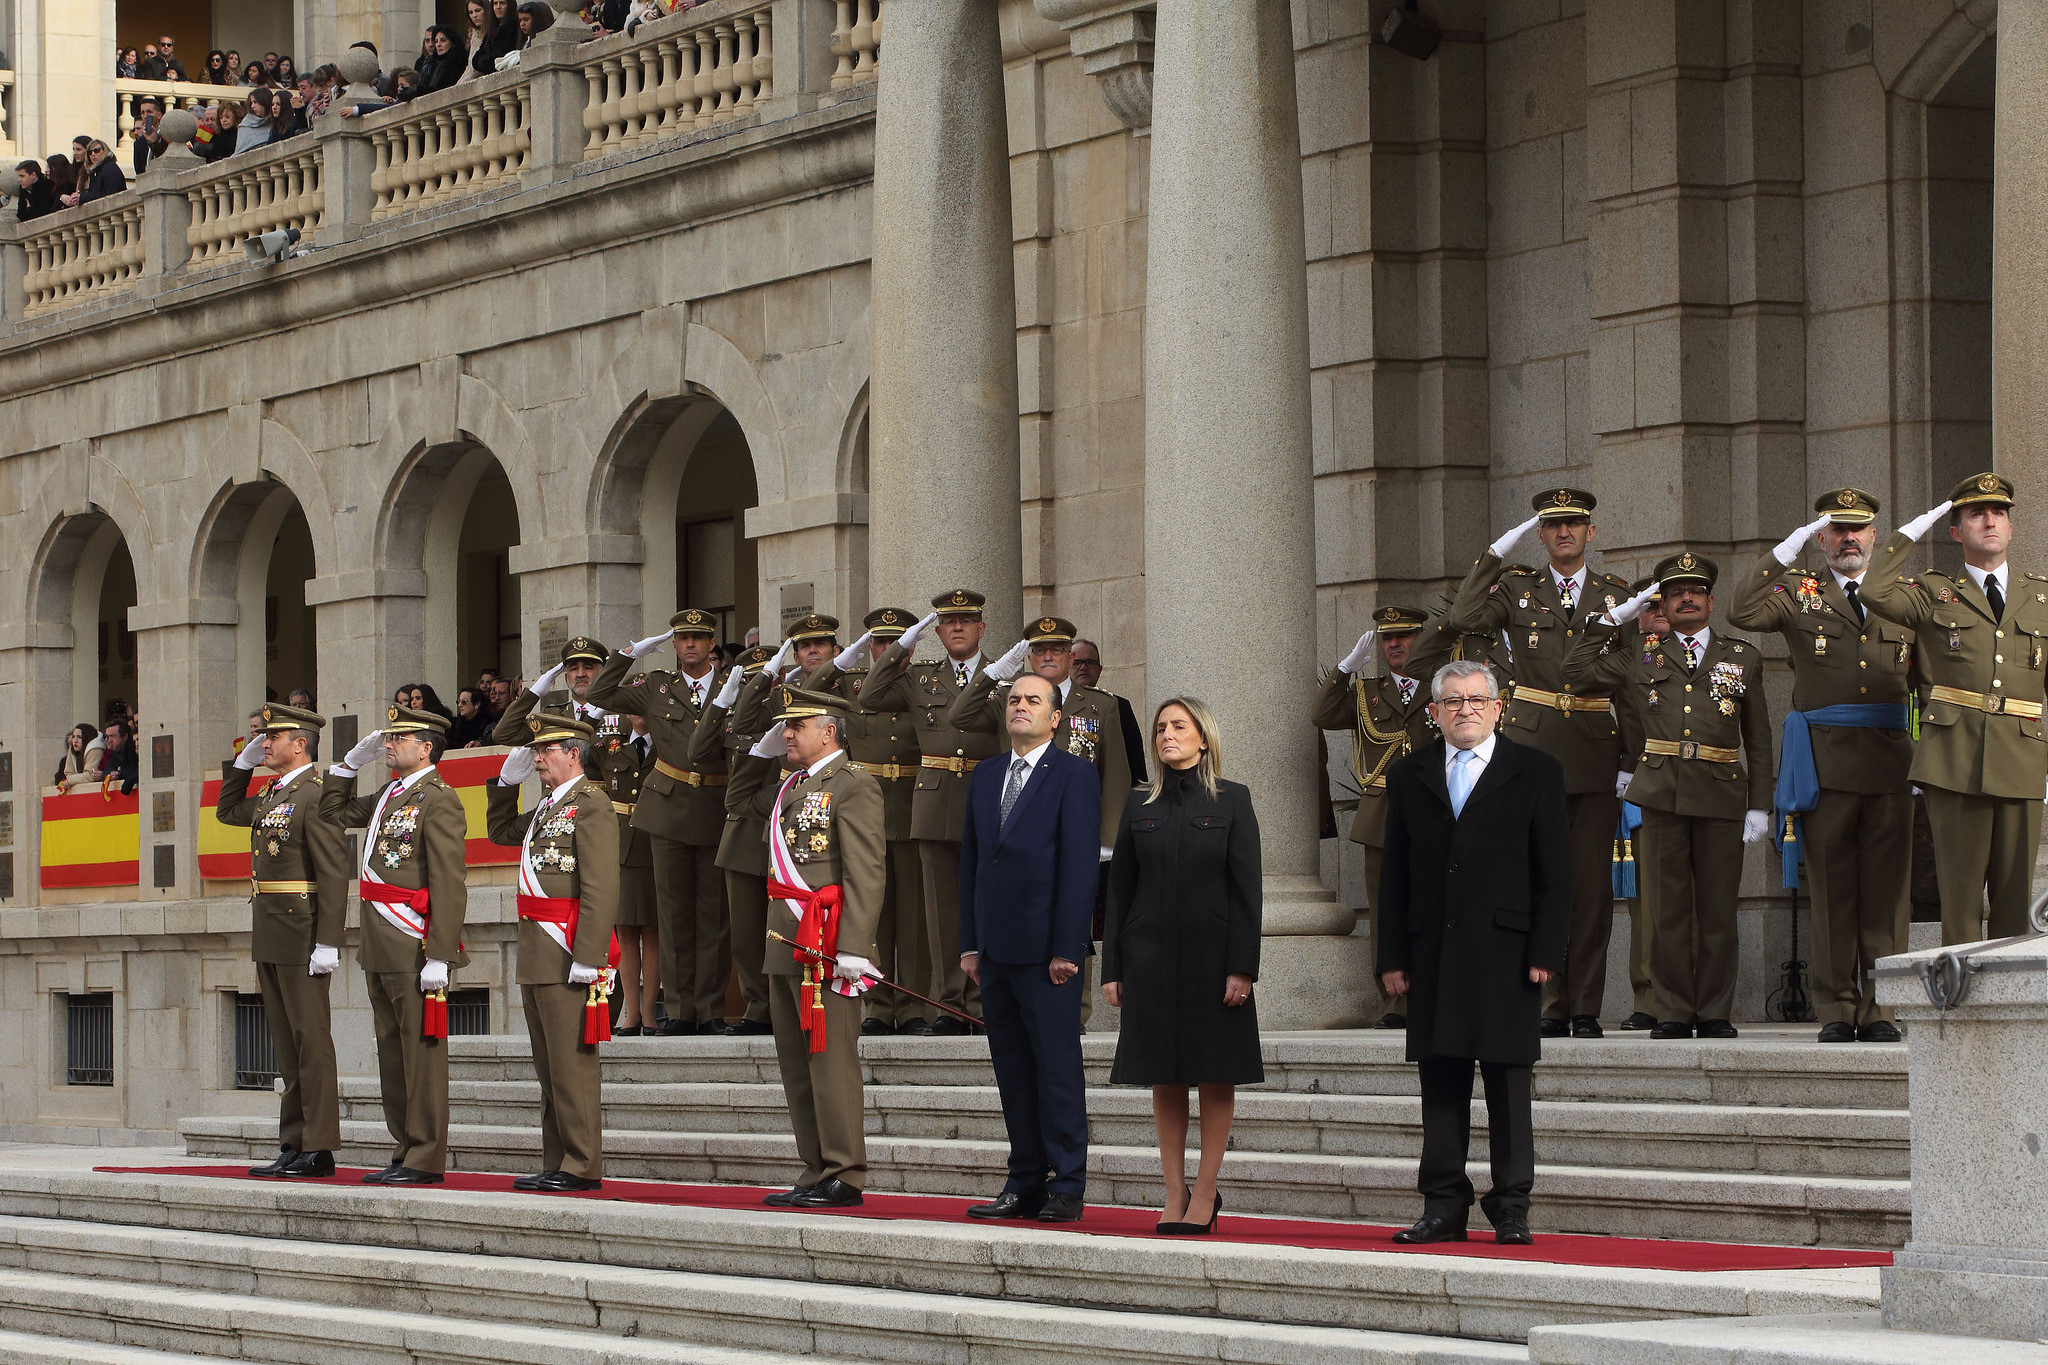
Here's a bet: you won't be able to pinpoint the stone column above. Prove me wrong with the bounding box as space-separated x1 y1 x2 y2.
1144 0 1365 1028
1994 1 2048 513
867 0 1023 642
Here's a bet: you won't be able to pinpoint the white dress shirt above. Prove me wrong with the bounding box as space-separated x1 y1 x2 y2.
678 668 714 707
1445 731 1497 783
805 748 846 780
1553 566 1586 610
1675 626 1713 667
949 654 981 689
269 761 314 792
1392 672 1418 706
1007 739 1052 778
1964 561 2010 603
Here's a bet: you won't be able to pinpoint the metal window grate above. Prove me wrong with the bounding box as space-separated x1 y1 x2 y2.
233 993 279 1090
446 988 491 1036
65 993 114 1086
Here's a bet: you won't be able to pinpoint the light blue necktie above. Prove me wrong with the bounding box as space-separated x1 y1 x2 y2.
1448 748 1477 817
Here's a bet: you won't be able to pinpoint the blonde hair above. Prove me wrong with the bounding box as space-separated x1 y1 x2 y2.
1143 696 1222 804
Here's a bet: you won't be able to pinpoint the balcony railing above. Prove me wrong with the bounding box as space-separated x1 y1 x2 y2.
116 76 251 137
368 73 531 220
20 196 145 317
580 0 778 154
186 137 326 269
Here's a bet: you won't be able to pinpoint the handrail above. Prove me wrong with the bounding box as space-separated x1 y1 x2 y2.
363 72 532 220
579 0 776 156
18 194 146 316
830 0 882 91
115 76 249 139
184 137 326 270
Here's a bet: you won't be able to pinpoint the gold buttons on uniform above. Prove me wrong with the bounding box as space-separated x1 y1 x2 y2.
1996 656 2003 664
1859 660 1868 669
1684 684 1693 692
1683 728 1692 736
1997 630 2005 638
1994 679 2004 688
1684 705 1692 713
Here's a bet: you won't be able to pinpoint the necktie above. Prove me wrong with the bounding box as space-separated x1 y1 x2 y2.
1558 576 1577 617
1988 575 2005 622
636 738 648 763
957 662 971 689
1845 580 1864 625
999 756 1028 826
1683 636 1700 671
689 680 703 707
1448 748 1477 817
1397 677 1416 706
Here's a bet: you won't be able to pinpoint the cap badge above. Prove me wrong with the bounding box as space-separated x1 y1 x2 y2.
261 706 273 723
1980 474 2001 493
1037 618 1058 634
1840 490 1860 507
529 718 543 734
1552 490 1572 506
881 610 899 624
387 706 401 723
1677 552 1697 571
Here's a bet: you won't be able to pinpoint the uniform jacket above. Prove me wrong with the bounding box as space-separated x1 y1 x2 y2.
217 761 349 965
1449 550 1631 792
1374 736 1571 1066
494 685 649 864
856 642 1004 842
958 744 1102 966
485 773 619 984
762 754 887 976
1860 532 2048 800
807 659 921 844
320 767 471 972
694 668 778 877
1725 555 1916 794
585 649 729 846
1310 668 1436 848
945 673 1133 848
1566 621 1774 821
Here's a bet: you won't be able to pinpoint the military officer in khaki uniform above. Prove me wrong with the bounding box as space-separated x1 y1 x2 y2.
805 606 931 1035
1728 489 1916 1041
1450 488 1633 1037
750 684 887 1209
1567 554 1774 1039
321 705 471 1183
857 589 1005 1031
1861 473 2048 944
694 644 779 1035
587 608 732 1034
219 702 349 1178
493 634 614 741
486 712 620 1191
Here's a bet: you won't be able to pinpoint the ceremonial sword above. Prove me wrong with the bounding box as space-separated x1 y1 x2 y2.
767 931 984 1028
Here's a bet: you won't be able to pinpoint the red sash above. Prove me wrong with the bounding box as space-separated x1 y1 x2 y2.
516 894 623 1042
361 882 430 911
766 878 843 1052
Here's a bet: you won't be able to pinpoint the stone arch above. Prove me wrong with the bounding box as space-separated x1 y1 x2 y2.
378 439 527 697
189 478 321 711
28 512 138 730
683 322 787 506
259 418 340 573
361 368 546 554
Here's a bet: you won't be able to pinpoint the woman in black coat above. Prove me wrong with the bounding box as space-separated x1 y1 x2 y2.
472 0 521 73
1102 696 1261 1236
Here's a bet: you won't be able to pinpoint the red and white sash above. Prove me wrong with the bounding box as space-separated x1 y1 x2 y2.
359 769 432 940
770 765 865 1002
518 779 577 956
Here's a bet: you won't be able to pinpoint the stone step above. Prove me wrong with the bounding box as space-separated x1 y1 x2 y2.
1524 1310 2048 1363
0 1168 1882 1346
178 1116 1911 1248
0 1214 1520 1365
338 1078 1909 1179
447 1030 1908 1109
0 1328 290 1365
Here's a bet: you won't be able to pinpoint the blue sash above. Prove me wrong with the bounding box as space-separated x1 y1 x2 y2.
1773 703 1910 887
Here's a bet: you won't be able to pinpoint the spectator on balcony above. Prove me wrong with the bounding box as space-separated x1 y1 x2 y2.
472 0 521 74
129 97 170 176
195 104 241 162
406 684 457 725
15 162 57 222
519 1 557 46
98 722 140 795
272 86 308 141
241 60 270 88
449 688 492 749
305 65 340 118
458 1 495 84
488 677 515 722
61 141 126 209
43 152 75 199
140 35 187 82
117 48 140 78
55 722 104 786
262 52 281 82
585 0 633 36
233 87 284 154
276 55 298 86
226 50 244 82
410 27 469 100
205 50 230 83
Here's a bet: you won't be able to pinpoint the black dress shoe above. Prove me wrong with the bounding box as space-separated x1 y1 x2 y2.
534 1171 602 1192
1374 1012 1407 1030
966 1190 1047 1220
761 1184 815 1207
699 1019 732 1036
248 1148 299 1177
612 1024 642 1037
1817 1021 1858 1044
381 1167 446 1185
1493 1217 1533 1246
513 1170 556 1191
1618 1011 1658 1031
279 1150 335 1178
1037 1193 1085 1223
360 1162 405 1185
1697 1018 1739 1039
1570 1014 1603 1038
1538 1017 1569 1038
1391 1214 1467 1244
725 1018 772 1037
1649 1021 1694 1040
790 1178 863 1209
652 1019 695 1036
930 1016 970 1036
1859 1020 1902 1043
899 1018 936 1036
860 1018 894 1036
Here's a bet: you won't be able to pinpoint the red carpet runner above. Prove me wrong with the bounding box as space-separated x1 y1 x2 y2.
99 1165 1890 1273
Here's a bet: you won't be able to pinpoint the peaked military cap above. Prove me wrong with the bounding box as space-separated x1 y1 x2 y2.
1654 551 1718 592
1814 487 1879 525
773 683 852 723
737 644 775 672
527 710 596 746
1025 615 1077 644
1372 604 1430 635
787 613 839 643
1950 471 2015 509
931 587 986 616
668 607 719 635
865 606 915 637
385 704 450 735
258 702 325 733
561 635 608 666
1533 487 1597 519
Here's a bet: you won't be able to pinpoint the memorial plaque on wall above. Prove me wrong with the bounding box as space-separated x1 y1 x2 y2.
153 844 177 889
537 616 569 670
0 751 12 792
0 853 12 899
0 801 11 847
779 583 815 636
151 734 175 780
333 715 358 754
152 791 177 834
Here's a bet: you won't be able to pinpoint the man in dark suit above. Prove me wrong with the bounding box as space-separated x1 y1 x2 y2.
1377 660 1571 1245
958 672 1102 1224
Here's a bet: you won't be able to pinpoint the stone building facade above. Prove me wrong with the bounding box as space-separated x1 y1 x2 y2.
0 0 2030 1139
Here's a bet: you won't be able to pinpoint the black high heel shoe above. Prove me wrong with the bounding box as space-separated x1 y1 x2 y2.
1177 1188 1221 1236
1155 1183 1191 1234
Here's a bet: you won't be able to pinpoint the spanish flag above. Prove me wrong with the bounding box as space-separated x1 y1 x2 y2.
40 786 141 889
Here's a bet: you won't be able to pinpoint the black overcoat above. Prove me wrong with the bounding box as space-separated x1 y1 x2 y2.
1375 736 1571 1066
1101 768 1264 1086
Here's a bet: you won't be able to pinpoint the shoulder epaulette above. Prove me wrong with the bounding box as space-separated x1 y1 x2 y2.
2027 573 2047 583
1501 563 1539 577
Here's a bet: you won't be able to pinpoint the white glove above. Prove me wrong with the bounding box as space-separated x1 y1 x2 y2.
1900 500 1954 542
833 953 877 983
420 959 450 993
1614 771 1632 799
530 663 564 696
308 944 340 977
834 632 873 671
1339 630 1377 675
713 667 745 709
1099 844 1115 863
1742 810 1771 844
750 721 788 759
1772 513 1834 567
986 638 1031 682
1604 585 1659 626
626 631 670 658
497 746 535 786
333 728 385 776
1489 513 1543 560
767 637 797 677
234 737 265 770
568 962 601 985
897 611 941 653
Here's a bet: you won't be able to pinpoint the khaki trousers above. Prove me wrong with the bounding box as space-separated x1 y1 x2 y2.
1921 785 2043 945
869 839 930 1026
256 960 340 1153
918 839 982 1019
725 869 772 1025
1802 787 1912 1026
652 836 727 1025
365 969 450 1173
1547 789 1621 1020
520 981 604 1179
1639 808 1742 1025
768 973 866 1189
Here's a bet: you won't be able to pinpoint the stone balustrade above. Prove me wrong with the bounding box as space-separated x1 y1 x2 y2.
580 0 780 155
185 139 326 270
367 74 532 220
830 0 882 91
18 197 146 316
0 70 14 155
115 77 248 137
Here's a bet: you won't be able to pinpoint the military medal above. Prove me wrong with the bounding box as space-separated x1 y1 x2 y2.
266 840 280 857
1718 698 1736 716
1950 629 1962 651
1527 631 1539 652
1646 689 1661 710
1813 633 1827 657
1795 577 1824 613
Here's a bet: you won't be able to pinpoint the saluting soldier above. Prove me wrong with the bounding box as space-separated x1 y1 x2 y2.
1567 554 1773 1039
1727 489 1915 1041
1450 489 1633 1037
587 608 732 1035
494 634 613 739
1312 605 1441 1030
751 684 887 1210
856 589 1005 1031
220 702 349 1178
1861 473 2048 944
693 644 780 1035
805 606 932 1036
321 705 470 1184
486 711 620 1191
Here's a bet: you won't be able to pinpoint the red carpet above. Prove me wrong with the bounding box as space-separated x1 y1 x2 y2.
98 1166 1890 1273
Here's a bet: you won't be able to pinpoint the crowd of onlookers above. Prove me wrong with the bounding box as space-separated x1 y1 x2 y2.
54 700 143 796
